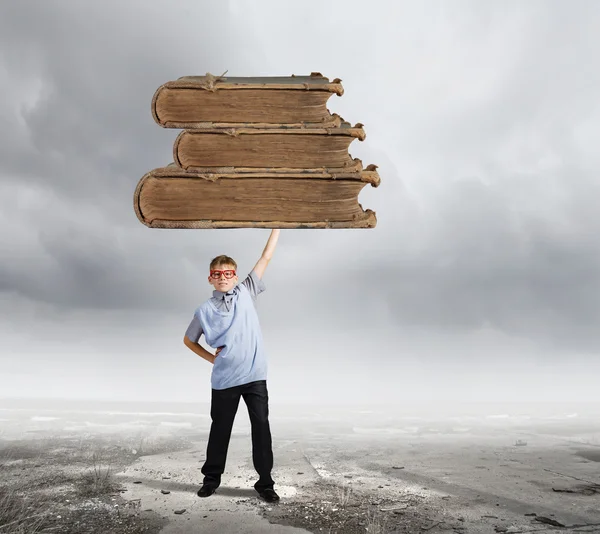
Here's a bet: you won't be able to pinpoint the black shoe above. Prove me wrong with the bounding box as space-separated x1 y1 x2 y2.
257 488 280 503
197 485 217 498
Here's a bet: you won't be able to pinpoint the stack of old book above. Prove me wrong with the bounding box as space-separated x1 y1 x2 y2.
133 72 380 229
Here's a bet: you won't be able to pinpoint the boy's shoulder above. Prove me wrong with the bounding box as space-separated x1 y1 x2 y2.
241 270 266 298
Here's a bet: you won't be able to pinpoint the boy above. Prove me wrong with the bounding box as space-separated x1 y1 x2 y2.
183 229 280 503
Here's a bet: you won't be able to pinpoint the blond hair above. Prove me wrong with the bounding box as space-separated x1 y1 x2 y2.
210 255 237 270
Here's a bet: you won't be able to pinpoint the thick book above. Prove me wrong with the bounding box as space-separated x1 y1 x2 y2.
152 73 344 128
173 123 365 171
133 165 379 229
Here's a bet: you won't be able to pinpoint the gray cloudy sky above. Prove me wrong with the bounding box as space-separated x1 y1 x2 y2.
1 1 599 406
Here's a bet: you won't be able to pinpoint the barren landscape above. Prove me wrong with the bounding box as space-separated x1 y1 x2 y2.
1 400 600 533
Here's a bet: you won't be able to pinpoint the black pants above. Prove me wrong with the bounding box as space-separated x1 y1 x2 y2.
201 380 274 492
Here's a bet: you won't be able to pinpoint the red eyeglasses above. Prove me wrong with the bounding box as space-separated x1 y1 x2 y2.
210 269 236 280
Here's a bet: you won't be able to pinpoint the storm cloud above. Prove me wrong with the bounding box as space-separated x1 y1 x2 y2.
1 0 599 403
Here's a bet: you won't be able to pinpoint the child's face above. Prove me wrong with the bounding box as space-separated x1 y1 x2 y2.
208 264 238 292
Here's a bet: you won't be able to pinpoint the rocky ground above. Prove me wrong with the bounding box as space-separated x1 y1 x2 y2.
0 432 190 533
2 408 600 533
258 479 444 533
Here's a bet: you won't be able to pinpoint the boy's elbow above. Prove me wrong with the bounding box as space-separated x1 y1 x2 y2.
184 335 202 346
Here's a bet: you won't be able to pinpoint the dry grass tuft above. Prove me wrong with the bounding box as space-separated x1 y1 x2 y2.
365 507 387 533
0 458 46 533
77 451 119 497
335 485 353 507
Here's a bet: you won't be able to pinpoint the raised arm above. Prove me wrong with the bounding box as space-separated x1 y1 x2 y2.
252 229 280 280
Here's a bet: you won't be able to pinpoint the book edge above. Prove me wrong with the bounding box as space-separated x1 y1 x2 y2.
151 78 344 127
133 168 379 228
177 157 364 175
177 126 365 139
165 77 344 94
147 165 380 186
141 211 377 229
155 114 345 130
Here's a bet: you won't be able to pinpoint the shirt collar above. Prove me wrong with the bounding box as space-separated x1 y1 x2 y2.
212 288 236 300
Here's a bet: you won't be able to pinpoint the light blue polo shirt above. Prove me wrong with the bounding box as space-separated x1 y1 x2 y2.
185 270 267 390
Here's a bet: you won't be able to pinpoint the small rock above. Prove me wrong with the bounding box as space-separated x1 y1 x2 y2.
344 475 353 479
524 512 537 517
133 481 142 484
161 490 170 495
297 472 304 475
534 517 565 527
174 509 186 515
392 466 404 470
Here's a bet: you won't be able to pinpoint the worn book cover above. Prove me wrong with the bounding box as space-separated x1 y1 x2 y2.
152 73 344 128
133 165 379 229
173 123 366 171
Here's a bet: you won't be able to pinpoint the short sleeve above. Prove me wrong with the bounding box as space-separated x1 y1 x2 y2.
241 270 266 299
184 314 203 343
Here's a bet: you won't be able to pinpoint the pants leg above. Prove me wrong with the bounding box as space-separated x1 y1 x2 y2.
201 385 242 488
241 380 275 492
